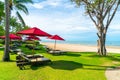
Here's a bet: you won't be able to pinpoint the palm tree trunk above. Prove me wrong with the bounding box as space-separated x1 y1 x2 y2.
3 0 10 61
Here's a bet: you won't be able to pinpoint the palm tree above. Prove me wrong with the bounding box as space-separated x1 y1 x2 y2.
9 0 33 26
3 0 33 61
10 16 22 33
10 16 29 33
3 0 10 61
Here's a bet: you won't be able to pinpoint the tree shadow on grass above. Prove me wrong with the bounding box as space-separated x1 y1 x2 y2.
64 52 81 57
49 60 83 70
30 65 41 70
82 63 116 71
88 54 120 62
0 48 4 51
27 61 116 71
49 60 111 71
80 52 96 54
0 60 16 62
30 64 49 70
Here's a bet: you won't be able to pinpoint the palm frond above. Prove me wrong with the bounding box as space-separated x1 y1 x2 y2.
15 4 29 14
16 0 33 4
16 11 25 26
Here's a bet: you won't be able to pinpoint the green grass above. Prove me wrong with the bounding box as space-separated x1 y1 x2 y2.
0 45 120 80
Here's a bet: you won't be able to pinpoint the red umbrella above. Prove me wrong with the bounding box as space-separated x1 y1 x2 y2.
0 34 21 40
26 36 40 40
17 27 51 53
48 35 65 50
17 27 51 37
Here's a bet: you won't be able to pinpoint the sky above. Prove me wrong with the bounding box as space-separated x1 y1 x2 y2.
1 0 120 42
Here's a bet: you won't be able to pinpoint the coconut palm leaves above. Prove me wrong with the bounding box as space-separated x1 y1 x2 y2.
0 1 5 23
9 0 33 26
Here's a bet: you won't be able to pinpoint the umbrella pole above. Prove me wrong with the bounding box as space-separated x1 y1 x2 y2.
54 40 56 50
33 40 35 54
32 40 35 54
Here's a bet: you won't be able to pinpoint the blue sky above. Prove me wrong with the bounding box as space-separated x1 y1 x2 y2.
1 0 120 42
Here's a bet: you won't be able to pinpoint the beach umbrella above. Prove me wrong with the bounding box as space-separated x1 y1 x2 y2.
17 27 51 53
17 27 51 37
48 35 64 50
26 35 40 40
0 34 21 40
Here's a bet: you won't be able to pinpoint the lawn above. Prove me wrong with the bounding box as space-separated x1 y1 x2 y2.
0 45 120 80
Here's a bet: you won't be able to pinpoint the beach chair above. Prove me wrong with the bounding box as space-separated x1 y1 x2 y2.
9 45 21 54
49 50 66 55
16 54 30 70
16 53 51 69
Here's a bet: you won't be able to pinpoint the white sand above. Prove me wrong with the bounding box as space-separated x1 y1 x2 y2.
42 42 120 53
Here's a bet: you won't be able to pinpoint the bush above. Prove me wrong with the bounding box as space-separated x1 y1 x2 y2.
0 39 5 44
0 44 3 47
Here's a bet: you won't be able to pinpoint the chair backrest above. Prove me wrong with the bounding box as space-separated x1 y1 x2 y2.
18 54 31 62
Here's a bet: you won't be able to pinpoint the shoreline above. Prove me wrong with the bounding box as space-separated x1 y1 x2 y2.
41 42 120 53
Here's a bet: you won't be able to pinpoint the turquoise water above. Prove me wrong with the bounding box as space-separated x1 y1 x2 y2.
42 40 120 47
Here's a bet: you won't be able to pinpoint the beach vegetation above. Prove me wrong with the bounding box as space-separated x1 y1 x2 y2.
0 25 5 36
0 1 5 23
71 0 120 56
9 0 33 26
10 16 30 33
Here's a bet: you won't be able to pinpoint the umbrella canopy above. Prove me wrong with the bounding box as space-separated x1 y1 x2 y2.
17 27 51 37
48 35 64 41
0 34 21 40
48 35 64 50
17 27 50 54
26 36 40 40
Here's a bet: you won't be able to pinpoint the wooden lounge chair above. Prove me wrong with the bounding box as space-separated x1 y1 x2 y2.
49 50 66 55
43 45 66 55
16 55 30 70
16 53 51 69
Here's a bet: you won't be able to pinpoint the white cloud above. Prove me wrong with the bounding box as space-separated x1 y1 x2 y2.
68 26 91 31
109 25 120 30
31 0 61 9
0 0 4 2
31 0 75 9
22 9 95 36
32 3 44 9
21 5 98 38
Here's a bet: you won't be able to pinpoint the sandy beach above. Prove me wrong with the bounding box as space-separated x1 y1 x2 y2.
42 42 120 53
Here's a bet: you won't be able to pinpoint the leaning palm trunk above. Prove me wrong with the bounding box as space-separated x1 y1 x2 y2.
3 0 10 61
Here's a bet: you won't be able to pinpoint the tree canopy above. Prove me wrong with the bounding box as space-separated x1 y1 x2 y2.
0 1 5 23
71 0 120 55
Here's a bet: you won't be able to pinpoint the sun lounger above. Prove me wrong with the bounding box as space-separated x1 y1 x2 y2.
49 50 66 55
43 45 66 55
10 49 21 54
30 57 51 65
16 53 51 69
